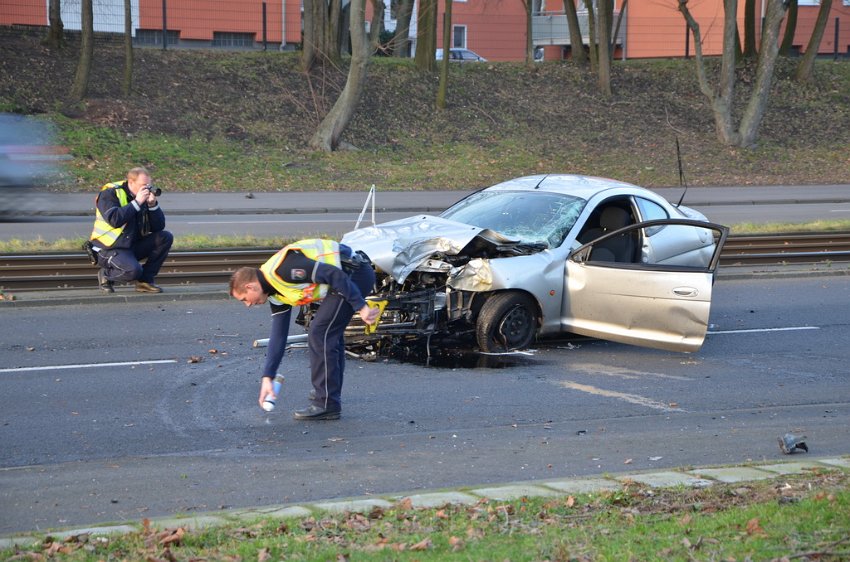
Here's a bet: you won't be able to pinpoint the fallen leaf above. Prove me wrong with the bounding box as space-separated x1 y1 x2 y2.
257 547 271 562
566 496 575 508
745 518 765 536
187 356 203 363
409 537 432 551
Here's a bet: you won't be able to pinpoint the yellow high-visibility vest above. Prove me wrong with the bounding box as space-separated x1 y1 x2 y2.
89 182 130 247
260 239 341 306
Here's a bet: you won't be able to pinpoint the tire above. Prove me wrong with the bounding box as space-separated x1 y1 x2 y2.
475 292 538 353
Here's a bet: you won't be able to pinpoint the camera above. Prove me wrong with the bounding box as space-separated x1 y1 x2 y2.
145 184 162 197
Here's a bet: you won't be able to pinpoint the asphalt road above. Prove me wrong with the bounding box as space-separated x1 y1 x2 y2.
2 183 850 241
0 274 848 534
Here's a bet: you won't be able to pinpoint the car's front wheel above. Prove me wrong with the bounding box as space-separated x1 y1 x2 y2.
475 292 538 352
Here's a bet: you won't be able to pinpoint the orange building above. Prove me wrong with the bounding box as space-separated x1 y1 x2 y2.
1 0 848 60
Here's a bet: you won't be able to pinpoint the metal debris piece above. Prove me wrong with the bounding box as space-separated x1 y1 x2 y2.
778 433 808 454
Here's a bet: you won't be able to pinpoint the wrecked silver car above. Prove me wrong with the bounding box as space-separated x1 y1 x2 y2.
308 175 729 354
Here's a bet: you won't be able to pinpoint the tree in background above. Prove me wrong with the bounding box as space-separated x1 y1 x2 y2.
414 0 438 71
436 0 452 109
309 0 373 150
563 0 586 65
44 0 64 49
596 0 613 96
743 0 758 58
795 0 832 83
69 0 93 104
389 0 414 57
779 0 798 56
678 0 790 148
123 0 133 96
303 0 343 70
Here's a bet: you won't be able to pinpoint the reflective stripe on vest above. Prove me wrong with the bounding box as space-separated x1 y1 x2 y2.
89 182 130 247
260 239 342 306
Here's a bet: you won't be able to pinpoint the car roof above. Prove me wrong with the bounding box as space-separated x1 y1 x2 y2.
482 174 645 200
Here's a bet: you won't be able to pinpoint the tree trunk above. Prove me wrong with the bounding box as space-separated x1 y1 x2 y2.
795 0 831 83
679 0 739 145
563 0 585 64
309 0 371 151
437 0 452 109
414 0 437 72
390 0 413 57
524 0 532 65
368 0 384 47
596 0 612 96
302 0 342 70
587 0 597 73
611 0 627 60
780 0 798 56
739 0 790 146
743 0 757 58
122 0 133 96
69 0 93 103
44 0 64 49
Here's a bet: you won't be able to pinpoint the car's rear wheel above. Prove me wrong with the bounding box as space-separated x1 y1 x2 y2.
475 292 538 352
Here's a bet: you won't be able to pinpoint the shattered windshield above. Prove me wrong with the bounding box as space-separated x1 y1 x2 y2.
440 191 587 248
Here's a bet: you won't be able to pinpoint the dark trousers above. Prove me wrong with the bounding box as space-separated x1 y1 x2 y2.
97 231 174 284
308 262 375 412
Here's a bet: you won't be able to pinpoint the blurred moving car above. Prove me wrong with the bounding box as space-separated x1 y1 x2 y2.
0 113 68 217
436 48 487 62
331 174 729 354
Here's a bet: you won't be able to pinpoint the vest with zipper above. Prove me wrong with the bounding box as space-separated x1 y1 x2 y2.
260 239 342 306
89 182 130 247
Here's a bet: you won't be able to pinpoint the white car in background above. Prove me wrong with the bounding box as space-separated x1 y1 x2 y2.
333 174 729 354
435 48 487 62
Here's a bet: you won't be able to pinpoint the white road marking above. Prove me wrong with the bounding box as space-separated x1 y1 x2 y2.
559 381 686 413
707 326 819 335
569 363 689 380
0 360 177 373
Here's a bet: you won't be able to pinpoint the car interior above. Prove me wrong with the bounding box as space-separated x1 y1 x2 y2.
577 202 639 263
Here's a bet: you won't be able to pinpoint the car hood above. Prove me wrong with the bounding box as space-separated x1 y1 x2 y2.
341 214 527 283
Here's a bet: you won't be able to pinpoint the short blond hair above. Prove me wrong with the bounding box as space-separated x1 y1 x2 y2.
229 267 259 295
127 167 151 181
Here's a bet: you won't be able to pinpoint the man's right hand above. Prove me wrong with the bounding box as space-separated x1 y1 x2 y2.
134 185 150 206
258 377 275 408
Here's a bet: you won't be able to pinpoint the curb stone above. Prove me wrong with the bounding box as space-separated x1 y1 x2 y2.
1 456 847 550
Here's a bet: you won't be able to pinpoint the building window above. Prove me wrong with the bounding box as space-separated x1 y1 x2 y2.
135 29 179 46
452 25 466 49
212 32 255 48
797 0 820 5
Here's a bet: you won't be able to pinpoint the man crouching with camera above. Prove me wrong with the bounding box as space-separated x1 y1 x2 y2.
87 166 173 293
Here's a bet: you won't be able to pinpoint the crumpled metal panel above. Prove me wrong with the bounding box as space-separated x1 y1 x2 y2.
448 258 493 291
342 215 519 284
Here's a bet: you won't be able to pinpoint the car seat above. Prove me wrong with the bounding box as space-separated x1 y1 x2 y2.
586 207 636 263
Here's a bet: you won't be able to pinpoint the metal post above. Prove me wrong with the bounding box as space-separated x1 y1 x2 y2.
684 22 689 59
262 2 268 51
834 17 839 61
162 0 167 50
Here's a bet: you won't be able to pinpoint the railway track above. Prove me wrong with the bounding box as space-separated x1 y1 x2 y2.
2 233 850 292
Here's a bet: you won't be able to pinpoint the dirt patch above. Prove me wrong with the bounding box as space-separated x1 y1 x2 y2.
2 27 849 190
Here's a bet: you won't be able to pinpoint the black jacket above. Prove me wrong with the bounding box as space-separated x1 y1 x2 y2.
92 182 166 250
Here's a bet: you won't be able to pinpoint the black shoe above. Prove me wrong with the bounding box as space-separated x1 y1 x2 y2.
97 269 114 293
135 281 162 293
292 404 340 420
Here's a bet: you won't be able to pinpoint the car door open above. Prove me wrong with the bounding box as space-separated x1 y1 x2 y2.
562 219 729 352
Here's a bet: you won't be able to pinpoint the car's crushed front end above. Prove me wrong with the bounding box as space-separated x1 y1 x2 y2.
319 215 547 349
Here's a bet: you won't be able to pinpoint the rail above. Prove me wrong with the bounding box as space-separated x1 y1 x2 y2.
2 233 850 292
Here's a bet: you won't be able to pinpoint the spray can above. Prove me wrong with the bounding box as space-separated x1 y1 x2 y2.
261 374 285 412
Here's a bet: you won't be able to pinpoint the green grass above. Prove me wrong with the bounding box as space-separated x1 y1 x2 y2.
3 469 848 561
